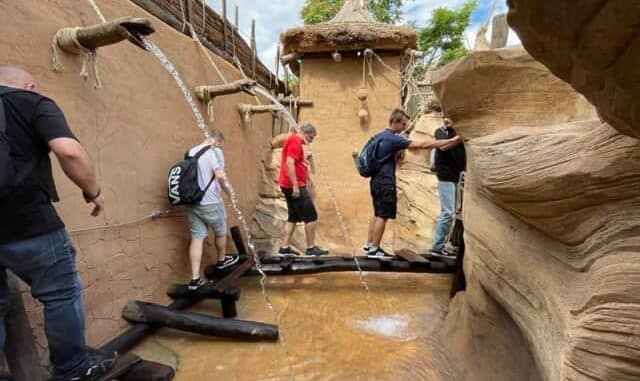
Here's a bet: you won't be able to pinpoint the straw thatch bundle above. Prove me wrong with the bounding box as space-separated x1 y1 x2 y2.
281 22 416 54
280 0 416 54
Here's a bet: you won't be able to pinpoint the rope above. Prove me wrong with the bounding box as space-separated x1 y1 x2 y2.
86 0 107 23
51 28 102 89
179 0 187 32
67 209 174 234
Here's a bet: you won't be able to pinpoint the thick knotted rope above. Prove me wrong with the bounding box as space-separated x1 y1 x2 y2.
51 27 102 89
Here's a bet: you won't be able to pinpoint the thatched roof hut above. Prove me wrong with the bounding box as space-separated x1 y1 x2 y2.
280 0 417 55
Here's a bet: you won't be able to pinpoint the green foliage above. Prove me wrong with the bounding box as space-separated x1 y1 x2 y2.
301 0 343 25
418 0 476 68
301 0 406 25
286 73 299 89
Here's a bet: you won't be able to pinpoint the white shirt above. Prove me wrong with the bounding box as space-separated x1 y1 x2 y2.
188 144 225 205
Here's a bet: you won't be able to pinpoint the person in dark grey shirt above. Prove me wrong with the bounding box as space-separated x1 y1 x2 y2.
431 115 466 257
0 65 113 381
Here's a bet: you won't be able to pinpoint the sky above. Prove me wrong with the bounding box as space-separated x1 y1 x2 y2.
204 0 522 73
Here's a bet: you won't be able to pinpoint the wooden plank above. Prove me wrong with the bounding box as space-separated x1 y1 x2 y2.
207 257 255 290
122 301 278 341
394 248 429 264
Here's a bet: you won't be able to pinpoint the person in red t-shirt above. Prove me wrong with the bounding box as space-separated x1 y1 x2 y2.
277 123 329 257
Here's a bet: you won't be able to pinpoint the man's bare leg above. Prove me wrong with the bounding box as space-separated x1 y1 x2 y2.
189 238 204 279
372 217 388 248
304 221 316 248
215 235 226 263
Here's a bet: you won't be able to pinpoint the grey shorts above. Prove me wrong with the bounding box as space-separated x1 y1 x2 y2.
186 203 227 239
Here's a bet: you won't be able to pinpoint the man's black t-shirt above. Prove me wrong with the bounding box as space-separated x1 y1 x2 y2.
0 85 76 243
434 126 466 183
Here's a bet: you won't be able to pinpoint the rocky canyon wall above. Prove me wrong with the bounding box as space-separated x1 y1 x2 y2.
436 3 640 380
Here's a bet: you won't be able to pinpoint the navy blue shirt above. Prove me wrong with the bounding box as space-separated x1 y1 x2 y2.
371 128 411 185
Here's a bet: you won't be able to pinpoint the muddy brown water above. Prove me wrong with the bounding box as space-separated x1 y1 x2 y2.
133 272 454 380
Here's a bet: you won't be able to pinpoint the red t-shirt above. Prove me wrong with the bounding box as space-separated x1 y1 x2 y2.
278 133 307 188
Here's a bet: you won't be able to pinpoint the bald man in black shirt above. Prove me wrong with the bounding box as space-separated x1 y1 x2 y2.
0 65 112 381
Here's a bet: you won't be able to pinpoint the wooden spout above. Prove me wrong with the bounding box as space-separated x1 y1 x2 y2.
74 17 154 51
236 104 282 114
195 79 257 102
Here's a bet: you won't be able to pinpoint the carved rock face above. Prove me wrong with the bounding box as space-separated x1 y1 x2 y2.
507 0 640 138
430 45 640 380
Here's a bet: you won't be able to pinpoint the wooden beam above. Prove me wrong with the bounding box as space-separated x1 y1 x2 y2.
70 17 154 51
194 79 256 101
237 104 281 114
251 18 256 78
394 248 429 264
122 301 278 341
221 0 227 50
240 255 453 276
167 283 240 300
233 5 238 29
277 95 313 107
230 226 248 255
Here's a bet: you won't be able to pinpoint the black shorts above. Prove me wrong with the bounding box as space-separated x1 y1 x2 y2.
370 181 397 219
281 187 318 223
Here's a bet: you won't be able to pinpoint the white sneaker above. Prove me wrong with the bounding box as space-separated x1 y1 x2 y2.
367 248 393 259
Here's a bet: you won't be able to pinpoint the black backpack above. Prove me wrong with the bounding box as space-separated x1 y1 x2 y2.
356 133 393 178
167 145 215 205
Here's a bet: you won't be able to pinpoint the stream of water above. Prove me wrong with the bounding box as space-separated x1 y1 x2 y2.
141 36 297 379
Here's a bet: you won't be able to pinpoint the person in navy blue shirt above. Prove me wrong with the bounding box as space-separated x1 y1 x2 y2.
365 109 461 258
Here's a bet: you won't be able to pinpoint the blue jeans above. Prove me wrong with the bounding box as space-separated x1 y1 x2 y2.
432 181 457 252
0 229 90 380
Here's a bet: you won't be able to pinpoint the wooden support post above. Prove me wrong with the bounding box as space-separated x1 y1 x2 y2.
221 0 227 50
122 301 278 341
251 18 256 78
233 5 238 29
237 104 281 114
120 360 175 381
221 296 238 318
284 65 289 94
187 0 194 26
230 226 248 255
275 46 281 83
280 52 299 65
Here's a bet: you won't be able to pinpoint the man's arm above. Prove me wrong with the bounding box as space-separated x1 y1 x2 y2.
286 156 300 198
214 168 231 198
49 137 104 216
407 135 461 149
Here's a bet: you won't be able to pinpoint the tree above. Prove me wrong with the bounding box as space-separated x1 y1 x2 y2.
418 0 476 68
301 0 406 25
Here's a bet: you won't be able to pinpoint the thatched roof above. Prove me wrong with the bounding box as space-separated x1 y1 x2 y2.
280 0 417 54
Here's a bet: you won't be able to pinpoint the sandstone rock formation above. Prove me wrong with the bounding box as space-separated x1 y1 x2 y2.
430 10 640 381
430 47 596 138
394 47 596 253
507 0 640 138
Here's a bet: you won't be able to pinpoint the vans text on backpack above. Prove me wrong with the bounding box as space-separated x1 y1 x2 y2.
167 145 215 205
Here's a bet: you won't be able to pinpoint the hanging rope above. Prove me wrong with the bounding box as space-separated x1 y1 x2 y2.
201 0 206 35
67 209 175 234
51 28 102 89
179 0 187 32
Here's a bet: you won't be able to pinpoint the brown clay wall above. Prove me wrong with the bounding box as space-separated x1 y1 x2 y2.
0 0 274 363
298 55 402 252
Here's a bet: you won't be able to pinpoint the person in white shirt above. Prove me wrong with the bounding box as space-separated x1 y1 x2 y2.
185 129 237 290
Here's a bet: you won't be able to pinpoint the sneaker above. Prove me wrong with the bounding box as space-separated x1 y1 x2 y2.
306 246 329 256
278 246 300 257
70 351 117 381
216 254 240 270
362 243 371 253
366 247 394 259
430 249 457 259
188 277 205 290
